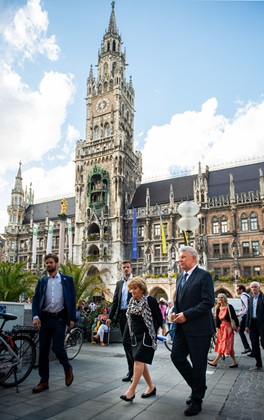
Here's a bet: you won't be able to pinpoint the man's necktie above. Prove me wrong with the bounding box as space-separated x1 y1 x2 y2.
181 273 188 288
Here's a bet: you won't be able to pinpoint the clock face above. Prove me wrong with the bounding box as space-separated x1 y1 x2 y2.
96 98 110 113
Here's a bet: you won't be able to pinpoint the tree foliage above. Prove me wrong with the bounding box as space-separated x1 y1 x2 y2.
0 261 37 302
59 261 110 303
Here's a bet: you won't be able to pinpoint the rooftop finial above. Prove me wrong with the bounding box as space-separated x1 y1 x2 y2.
108 1 118 34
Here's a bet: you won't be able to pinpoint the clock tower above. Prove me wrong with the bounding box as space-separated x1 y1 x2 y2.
74 1 142 283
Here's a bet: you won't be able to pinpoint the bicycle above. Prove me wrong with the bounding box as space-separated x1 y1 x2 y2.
12 324 84 364
0 312 36 391
65 326 84 360
157 328 175 352
158 331 225 359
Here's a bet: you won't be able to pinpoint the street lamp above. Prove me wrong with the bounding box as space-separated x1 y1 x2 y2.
177 201 199 245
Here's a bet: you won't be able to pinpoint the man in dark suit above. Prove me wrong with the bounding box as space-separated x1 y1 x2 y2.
245 281 264 371
171 246 215 416
106 260 134 381
32 253 76 393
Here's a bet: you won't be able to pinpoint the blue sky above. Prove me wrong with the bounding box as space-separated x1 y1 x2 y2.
0 0 264 231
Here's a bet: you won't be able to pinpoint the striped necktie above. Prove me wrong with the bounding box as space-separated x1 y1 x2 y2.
181 273 188 288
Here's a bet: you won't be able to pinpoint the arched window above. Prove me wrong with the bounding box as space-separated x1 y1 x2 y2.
105 123 110 137
103 62 108 77
220 216 228 233
113 40 116 51
241 213 248 231
119 156 122 174
94 126 100 140
250 212 258 230
112 62 117 76
212 217 219 234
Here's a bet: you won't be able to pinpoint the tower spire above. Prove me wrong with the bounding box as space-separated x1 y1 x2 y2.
13 161 23 193
108 1 118 34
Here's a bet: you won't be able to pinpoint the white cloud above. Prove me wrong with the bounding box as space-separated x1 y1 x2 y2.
23 159 75 202
0 65 76 171
142 97 264 179
3 0 60 63
61 125 80 154
0 0 77 232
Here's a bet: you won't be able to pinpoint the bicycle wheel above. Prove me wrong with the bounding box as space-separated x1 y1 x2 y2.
164 329 174 352
0 335 36 387
209 334 216 353
65 328 83 360
0 342 14 384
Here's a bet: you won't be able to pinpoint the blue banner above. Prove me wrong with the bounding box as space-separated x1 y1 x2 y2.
131 209 138 259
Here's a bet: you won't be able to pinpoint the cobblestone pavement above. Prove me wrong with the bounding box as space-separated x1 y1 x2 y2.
0 333 263 419
217 364 264 420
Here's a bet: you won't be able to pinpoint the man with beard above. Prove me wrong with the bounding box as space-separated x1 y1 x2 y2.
32 253 76 393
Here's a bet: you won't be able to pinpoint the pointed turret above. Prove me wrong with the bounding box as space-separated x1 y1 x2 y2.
146 188 150 212
229 173 235 204
194 162 208 206
169 184 174 209
7 161 26 229
259 168 264 200
88 65 94 81
108 1 118 34
13 161 23 194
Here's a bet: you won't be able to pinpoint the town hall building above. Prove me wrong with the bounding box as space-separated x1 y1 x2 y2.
3 2 264 300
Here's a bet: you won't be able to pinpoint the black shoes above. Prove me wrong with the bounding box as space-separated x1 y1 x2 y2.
120 394 135 402
247 353 255 358
141 387 156 398
241 348 251 354
229 364 238 368
208 361 217 367
122 373 133 382
186 394 192 405
184 403 202 416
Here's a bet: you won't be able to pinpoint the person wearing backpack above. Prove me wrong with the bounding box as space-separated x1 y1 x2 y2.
236 284 252 354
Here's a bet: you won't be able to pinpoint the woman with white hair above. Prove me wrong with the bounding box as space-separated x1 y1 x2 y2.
208 293 239 368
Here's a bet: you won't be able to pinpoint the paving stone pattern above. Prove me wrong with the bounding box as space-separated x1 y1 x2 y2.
0 334 263 419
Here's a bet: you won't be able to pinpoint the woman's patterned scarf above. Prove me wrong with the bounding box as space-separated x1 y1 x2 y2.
126 295 157 350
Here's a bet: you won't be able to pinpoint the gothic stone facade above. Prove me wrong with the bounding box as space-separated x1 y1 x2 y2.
3 3 264 299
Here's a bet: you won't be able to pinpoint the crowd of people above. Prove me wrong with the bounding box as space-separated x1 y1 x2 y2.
30 250 264 418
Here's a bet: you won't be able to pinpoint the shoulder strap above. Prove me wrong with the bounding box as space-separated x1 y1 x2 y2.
227 304 233 321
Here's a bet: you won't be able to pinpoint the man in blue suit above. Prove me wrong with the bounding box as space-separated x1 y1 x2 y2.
32 253 76 393
171 246 215 416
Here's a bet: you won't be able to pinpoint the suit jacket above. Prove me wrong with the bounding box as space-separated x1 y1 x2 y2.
32 273 76 325
108 279 132 322
147 296 163 333
173 266 215 336
246 292 264 331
